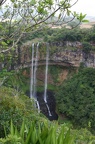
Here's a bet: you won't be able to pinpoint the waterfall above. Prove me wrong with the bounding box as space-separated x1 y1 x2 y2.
44 44 49 102
33 43 39 98
36 100 40 113
44 43 52 116
33 43 40 112
46 102 52 116
30 43 34 99
30 43 40 112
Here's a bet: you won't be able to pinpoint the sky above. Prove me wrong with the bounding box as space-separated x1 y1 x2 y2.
1 0 95 17
71 0 95 17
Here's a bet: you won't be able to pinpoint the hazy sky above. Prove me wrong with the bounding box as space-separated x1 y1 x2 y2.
71 0 95 16
3 0 95 17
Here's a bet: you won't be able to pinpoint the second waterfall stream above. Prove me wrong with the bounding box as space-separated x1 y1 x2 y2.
44 44 52 116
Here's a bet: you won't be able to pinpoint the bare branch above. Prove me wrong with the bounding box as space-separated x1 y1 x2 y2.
70 0 78 8
0 0 6 6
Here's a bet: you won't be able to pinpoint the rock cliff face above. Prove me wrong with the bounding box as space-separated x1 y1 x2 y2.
15 41 95 69
0 41 95 70
51 49 95 68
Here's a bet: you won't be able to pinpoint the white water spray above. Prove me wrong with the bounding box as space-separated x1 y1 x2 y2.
33 43 39 98
33 43 40 112
36 100 40 113
44 43 52 116
44 44 49 102
30 43 34 99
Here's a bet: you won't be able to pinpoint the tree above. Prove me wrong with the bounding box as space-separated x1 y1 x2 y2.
0 0 87 54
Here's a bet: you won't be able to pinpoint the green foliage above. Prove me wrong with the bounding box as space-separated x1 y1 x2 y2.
19 24 95 45
0 68 30 93
82 42 92 54
0 86 43 138
0 120 74 144
56 68 95 133
47 84 56 91
0 69 13 86
73 12 89 23
73 128 95 144
1 119 95 144
48 66 62 84
46 28 84 42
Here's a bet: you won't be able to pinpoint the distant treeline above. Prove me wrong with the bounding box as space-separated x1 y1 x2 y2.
22 25 95 43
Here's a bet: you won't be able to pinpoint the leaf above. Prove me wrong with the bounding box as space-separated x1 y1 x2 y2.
25 125 33 144
0 24 3 30
10 120 14 136
47 0 53 5
29 0 36 5
37 6 44 14
11 0 15 2
67 9 71 16
73 11 78 17
82 19 89 23
78 13 87 22
20 119 25 139
1 41 8 46
14 3 18 8
63 129 72 144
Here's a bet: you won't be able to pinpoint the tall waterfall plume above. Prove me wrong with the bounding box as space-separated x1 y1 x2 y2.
30 43 34 99
33 43 39 98
44 44 49 102
44 43 52 116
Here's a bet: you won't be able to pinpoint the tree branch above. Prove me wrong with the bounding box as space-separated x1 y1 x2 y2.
0 0 6 6
0 0 79 54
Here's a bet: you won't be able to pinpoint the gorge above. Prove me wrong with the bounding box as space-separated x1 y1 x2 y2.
1 40 95 120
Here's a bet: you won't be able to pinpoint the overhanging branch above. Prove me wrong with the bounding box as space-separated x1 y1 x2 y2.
0 0 79 54
0 0 6 6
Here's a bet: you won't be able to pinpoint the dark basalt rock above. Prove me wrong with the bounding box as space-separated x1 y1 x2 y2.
37 90 58 121
26 90 58 120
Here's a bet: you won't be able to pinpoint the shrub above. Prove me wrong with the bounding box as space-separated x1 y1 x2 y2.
82 42 92 54
0 86 43 138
